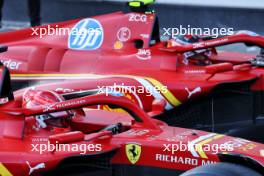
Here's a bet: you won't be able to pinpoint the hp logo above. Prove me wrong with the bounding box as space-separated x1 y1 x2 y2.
68 18 104 50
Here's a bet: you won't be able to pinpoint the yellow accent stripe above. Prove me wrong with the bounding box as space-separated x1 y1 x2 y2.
0 163 13 176
196 134 224 159
11 73 181 107
145 77 181 106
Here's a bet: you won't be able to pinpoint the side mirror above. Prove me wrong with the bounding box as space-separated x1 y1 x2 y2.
148 99 166 117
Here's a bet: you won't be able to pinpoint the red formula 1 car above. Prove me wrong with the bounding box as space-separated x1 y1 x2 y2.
0 65 263 176
0 1 263 140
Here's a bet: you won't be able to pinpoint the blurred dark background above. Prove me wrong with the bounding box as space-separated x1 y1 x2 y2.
1 0 264 33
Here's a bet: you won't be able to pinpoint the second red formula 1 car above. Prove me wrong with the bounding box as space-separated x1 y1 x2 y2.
0 1 263 141
0 65 263 176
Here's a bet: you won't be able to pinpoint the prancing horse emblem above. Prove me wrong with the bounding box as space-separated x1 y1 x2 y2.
125 143 141 164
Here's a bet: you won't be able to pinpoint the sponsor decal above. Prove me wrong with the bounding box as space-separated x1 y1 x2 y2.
0 59 22 70
201 160 217 165
166 136 185 142
43 104 55 112
136 49 151 60
204 38 229 46
126 143 142 164
155 154 216 166
128 14 147 22
56 100 86 109
140 34 150 39
184 70 205 74
193 38 229 49
185 87 202 99
166 130 198 142
156 154 198 166
55 88 74 93
193 42 204 49
68 18 104 50
26 161 45 175
239 143 257 151
114 41 123 49
223 138 251 149
117 27 131 42
43 100 86 112
127 129 150 136
147 135 159 141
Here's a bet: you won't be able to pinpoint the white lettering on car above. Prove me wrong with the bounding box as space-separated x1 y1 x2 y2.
129 14 147 22
0 59 22 70
136 49 151 60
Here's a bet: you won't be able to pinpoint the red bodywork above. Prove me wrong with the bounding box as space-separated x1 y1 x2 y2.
0 10 263 113
0 84 263 175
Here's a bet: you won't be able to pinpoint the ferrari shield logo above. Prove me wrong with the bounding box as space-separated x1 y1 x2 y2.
125 143 141 164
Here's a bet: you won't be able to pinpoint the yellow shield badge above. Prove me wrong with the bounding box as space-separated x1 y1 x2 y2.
125 143 141 164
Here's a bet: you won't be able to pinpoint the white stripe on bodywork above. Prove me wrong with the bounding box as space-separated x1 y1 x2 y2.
188 133 217 158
